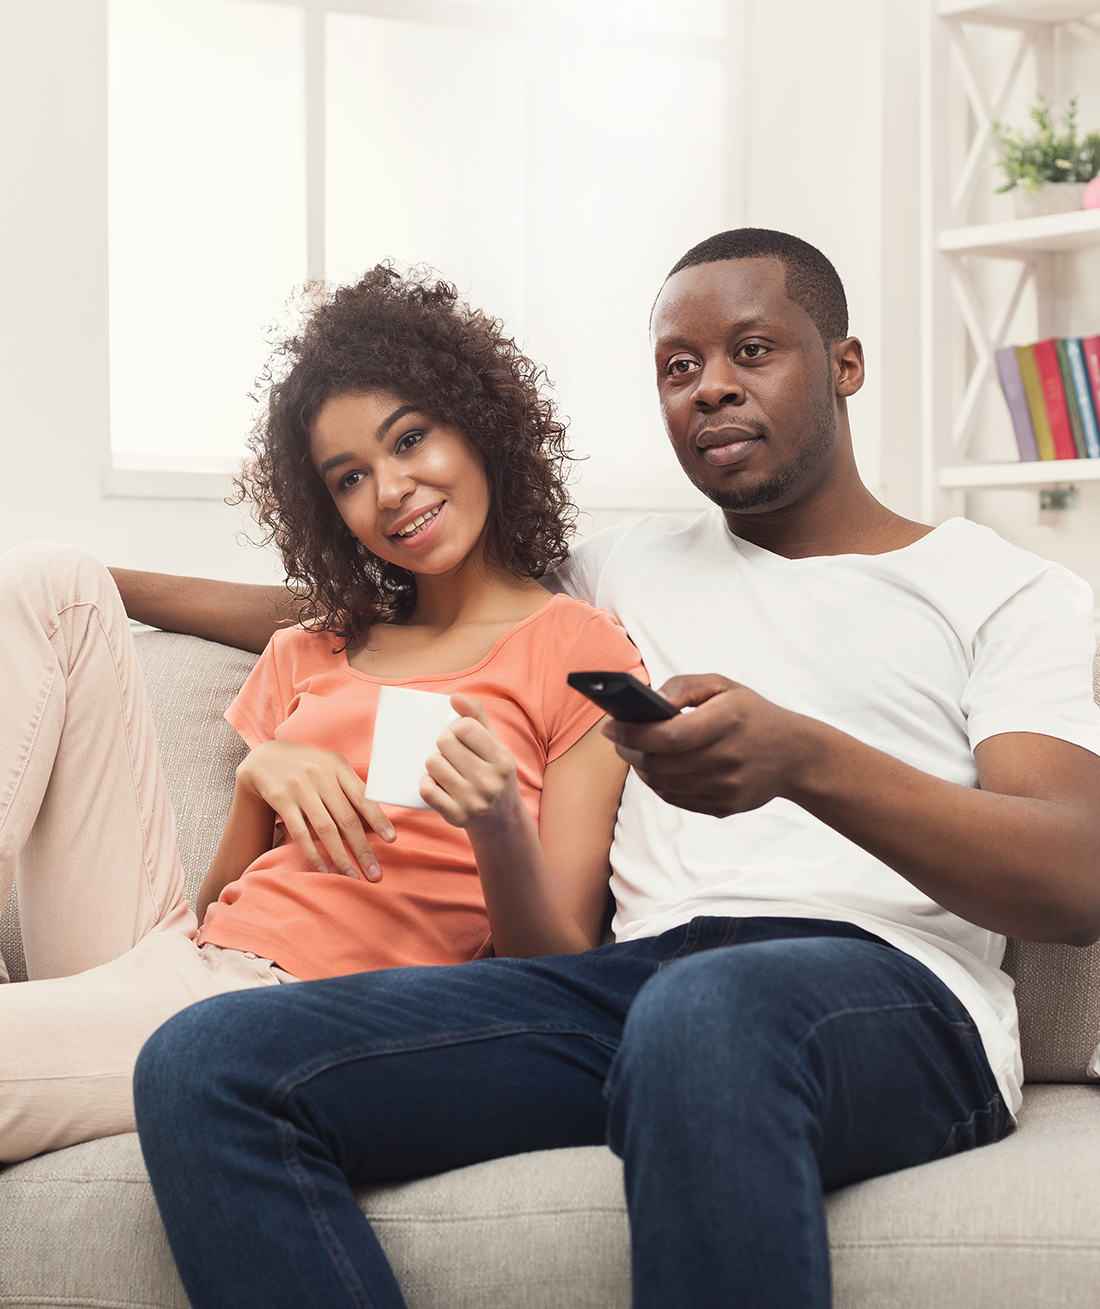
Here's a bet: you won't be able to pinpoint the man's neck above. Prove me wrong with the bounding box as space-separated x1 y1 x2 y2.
722 481 932 560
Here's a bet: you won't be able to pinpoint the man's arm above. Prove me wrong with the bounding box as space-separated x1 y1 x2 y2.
109 569 301 654
607 674 1100 948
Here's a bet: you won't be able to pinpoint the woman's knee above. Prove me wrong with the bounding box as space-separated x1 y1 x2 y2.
0 541 112 608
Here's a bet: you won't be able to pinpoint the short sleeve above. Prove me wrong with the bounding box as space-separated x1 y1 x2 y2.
224 630 296 750
542 605 648 764
963 566 1100 758
544 522 633 606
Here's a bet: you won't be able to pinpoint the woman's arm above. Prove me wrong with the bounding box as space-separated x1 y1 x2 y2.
108 569 300 655
196 785 278 924
423 696 628 957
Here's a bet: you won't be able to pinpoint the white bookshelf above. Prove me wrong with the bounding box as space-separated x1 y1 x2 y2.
921 0 1100 514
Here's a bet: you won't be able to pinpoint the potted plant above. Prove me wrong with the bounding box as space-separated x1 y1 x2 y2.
992 93 1100 218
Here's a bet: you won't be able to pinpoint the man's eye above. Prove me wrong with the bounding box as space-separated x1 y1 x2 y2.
739 343 768 359
668 358 697 376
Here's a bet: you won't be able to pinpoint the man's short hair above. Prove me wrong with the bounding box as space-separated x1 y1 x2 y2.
667 229 848 347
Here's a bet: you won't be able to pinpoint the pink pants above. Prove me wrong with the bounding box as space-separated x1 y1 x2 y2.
0 542 291 1163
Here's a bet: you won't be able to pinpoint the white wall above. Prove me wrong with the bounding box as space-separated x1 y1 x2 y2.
0 0 934 583
0 0 286 584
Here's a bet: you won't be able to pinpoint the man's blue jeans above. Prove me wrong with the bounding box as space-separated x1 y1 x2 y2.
134 917 1006 1309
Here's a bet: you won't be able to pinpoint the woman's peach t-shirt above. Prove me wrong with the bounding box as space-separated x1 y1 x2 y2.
199 594 644 980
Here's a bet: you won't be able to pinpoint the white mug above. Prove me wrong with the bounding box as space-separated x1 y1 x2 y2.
365 685 459 810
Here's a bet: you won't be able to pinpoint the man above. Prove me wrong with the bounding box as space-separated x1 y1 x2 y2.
129 229 1100 1309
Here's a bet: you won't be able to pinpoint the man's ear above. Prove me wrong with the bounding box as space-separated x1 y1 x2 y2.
832 337 865 397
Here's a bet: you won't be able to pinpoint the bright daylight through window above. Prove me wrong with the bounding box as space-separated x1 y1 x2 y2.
108 0 730 506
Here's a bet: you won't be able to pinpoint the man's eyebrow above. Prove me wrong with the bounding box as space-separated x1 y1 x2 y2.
654 315 774 351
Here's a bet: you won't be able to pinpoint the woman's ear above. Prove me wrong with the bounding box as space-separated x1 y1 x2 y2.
833 337 865 398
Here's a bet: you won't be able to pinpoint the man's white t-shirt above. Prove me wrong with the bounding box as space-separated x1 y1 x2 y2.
551 510 1100 1115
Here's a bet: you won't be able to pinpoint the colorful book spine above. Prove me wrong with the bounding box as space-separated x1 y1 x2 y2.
1064 338 1100 459
1084 336 1100 423
1032 338 1078 461
1016 345 1057 460
995 347 1038 460
1055 339 1088 458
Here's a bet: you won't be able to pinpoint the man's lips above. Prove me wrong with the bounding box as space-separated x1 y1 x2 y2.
693 426 764 467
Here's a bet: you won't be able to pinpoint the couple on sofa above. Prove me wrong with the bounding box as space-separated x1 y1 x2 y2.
4 227 1100 1309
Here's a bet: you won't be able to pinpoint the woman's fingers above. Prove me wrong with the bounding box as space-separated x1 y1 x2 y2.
275 807 330 877
241 742 389 882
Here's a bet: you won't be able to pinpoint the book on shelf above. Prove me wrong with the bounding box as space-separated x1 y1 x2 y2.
996 335 1100 462
1065 339 1100 459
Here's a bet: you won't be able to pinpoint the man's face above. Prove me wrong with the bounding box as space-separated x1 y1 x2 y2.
651 257 840 515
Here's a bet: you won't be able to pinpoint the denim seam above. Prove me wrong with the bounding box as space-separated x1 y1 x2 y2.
277 1119 376 1308
265 1021 621 1109
790 1001 943 1060
933 1092 1006 1160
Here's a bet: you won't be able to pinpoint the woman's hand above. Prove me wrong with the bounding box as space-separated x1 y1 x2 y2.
236 740 395 880
421 695 524 830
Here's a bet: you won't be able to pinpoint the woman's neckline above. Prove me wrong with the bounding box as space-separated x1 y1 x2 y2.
340 589 560 683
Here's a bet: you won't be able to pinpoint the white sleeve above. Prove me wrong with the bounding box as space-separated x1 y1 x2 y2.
543 522 631 606
963 565 1100 758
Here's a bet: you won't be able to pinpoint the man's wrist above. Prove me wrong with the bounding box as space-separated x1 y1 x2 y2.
778 713 843 808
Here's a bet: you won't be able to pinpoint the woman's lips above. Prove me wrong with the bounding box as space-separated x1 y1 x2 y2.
390 502 445 545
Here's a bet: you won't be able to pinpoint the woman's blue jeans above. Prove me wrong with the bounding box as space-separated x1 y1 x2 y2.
134 917 1006 1309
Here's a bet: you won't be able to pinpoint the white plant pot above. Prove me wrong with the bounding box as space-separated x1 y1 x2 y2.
1013 181 1088 218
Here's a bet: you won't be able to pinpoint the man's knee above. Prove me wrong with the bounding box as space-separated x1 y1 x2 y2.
606 938 891 1122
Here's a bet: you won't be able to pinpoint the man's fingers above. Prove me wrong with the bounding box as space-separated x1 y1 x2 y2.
605 695 740 754
658 673 739 709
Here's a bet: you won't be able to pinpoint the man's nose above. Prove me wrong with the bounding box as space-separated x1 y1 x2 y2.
693 361 743 409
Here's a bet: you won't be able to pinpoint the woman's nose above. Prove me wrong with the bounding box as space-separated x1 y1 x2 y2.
375 465 415 510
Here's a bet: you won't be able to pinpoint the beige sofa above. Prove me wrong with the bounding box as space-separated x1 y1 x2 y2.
2 630 1100 1308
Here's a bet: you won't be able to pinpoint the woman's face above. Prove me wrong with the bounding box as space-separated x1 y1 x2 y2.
310 390 492 578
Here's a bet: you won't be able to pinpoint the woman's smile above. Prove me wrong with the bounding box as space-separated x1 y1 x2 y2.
390 502 445 542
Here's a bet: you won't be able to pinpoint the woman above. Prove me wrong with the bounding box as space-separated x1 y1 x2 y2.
0 266 643 1162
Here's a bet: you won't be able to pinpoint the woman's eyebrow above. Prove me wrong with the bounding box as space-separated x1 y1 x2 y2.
318 451 354 477
378 404 418 437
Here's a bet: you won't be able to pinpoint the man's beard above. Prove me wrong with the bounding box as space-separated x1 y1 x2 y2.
687 393 837 513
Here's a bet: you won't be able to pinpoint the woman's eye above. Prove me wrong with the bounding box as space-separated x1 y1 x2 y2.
397 430 425 453
338 470 365 491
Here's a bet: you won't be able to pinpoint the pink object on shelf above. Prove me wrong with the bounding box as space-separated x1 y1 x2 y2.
1085 175 1100 210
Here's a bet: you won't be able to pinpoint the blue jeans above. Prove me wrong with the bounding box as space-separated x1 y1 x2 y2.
134 917 1006 1309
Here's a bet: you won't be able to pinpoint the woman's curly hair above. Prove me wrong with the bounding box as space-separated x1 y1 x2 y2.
236 264 577 648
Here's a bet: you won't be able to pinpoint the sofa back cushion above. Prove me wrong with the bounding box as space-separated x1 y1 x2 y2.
2 630 1099 1083
997 647 1100 1081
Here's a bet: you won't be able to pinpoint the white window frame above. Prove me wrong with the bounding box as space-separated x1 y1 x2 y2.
104 0 746 512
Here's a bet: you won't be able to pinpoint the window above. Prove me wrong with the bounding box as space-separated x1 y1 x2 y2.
108 0 733 508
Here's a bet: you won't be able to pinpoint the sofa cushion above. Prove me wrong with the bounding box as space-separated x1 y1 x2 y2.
2 1083 1099 1309
0 1135 630 1309
827 1082 1100 1306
